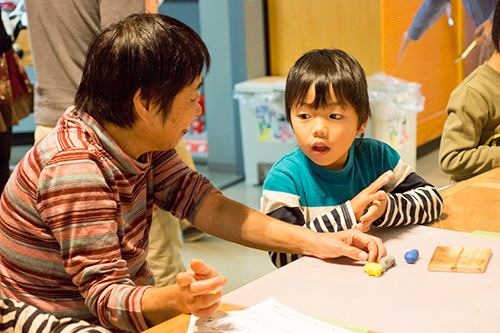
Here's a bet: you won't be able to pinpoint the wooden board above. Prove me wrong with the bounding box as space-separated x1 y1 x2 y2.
428 246 492 273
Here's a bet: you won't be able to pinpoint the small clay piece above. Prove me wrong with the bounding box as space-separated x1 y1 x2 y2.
404 249 419 264
380 255 395 272
363 262 383 277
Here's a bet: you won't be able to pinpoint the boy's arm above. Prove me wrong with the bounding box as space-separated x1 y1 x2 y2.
439 86 500 181
373 163 443 227
262 190 356 232
261 178 358 267
262 191 356 267
260 170 391 267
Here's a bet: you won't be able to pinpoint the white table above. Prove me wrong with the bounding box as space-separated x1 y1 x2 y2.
223 225 500 333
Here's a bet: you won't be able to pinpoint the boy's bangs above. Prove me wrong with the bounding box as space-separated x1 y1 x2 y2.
296 77 349 110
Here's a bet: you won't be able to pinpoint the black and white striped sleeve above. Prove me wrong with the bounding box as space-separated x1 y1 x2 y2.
374 171 443 227
261 190 357 268
0 297 111 333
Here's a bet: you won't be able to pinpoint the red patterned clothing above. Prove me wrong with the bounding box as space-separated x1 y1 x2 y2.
0 107 218 332
0 49 33 132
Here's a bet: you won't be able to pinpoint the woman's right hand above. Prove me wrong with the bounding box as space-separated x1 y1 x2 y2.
176 259 227 318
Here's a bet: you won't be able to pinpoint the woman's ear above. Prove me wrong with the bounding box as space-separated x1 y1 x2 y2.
358 120 368 134
132 90 151 122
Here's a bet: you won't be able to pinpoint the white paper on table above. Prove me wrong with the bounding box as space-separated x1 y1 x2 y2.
187 297 352 333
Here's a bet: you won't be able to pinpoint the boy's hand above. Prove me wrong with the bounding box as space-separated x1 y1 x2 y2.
176 259 227 318
350 171 393 229
356 191 389 231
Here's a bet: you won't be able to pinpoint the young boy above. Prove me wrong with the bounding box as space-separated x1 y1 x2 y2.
261 49 443 268
439 1 500 183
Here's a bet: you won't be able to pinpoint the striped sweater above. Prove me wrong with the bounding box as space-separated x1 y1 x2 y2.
0 297 110 332
0 107 218 332
261 139 443 268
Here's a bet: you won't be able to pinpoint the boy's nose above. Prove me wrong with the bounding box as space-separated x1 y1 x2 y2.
312 121 327 137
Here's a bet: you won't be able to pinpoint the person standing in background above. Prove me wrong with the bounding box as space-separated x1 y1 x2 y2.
26 0 144 141
398 0 498 64
0 12 32 193
24 0 201 287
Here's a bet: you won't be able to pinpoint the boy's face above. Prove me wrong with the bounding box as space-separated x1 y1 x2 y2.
290 84 366 171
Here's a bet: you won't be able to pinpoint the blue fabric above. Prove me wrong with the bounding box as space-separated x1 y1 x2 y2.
408 0 496 41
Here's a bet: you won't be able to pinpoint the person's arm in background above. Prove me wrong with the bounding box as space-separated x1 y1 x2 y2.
398 0 449 63
475 7 495 45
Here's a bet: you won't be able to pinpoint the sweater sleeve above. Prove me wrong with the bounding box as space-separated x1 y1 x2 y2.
407 0 449 41
0 298 112 333
439 83 500 182
374 160 443 227
152 150 220 223
261 170 358 268
37 149 150 332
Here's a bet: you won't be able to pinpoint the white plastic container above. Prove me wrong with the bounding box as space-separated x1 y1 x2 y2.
366 73 424 169
234 76 296 185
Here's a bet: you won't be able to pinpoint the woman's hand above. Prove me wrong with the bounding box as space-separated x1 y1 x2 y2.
313 228 386 263
176 259 227 318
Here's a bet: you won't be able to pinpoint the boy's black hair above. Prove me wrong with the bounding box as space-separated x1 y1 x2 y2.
492 0 500 53
285 49 370 128
75 13 210 128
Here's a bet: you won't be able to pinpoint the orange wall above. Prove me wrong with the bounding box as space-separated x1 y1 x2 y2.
381 1 463 146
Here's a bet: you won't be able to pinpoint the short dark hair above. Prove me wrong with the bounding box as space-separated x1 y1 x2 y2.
492 0 500 52
285 49 370 128
75 14 210 128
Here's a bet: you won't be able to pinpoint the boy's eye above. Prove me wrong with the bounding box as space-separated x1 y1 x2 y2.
330 113 342 120
298 114 310 120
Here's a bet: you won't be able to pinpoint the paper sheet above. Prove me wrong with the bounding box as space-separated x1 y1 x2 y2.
187 297 352 333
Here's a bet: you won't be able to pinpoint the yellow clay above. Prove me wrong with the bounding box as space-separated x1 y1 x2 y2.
363 263 383 277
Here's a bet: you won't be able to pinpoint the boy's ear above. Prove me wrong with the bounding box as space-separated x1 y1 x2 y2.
357 120 368 134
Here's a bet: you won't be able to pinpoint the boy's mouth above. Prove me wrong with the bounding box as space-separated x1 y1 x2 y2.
312 143 330 155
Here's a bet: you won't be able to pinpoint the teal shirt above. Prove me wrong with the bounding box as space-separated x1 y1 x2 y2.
263 139 399 208
261 138 443 267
